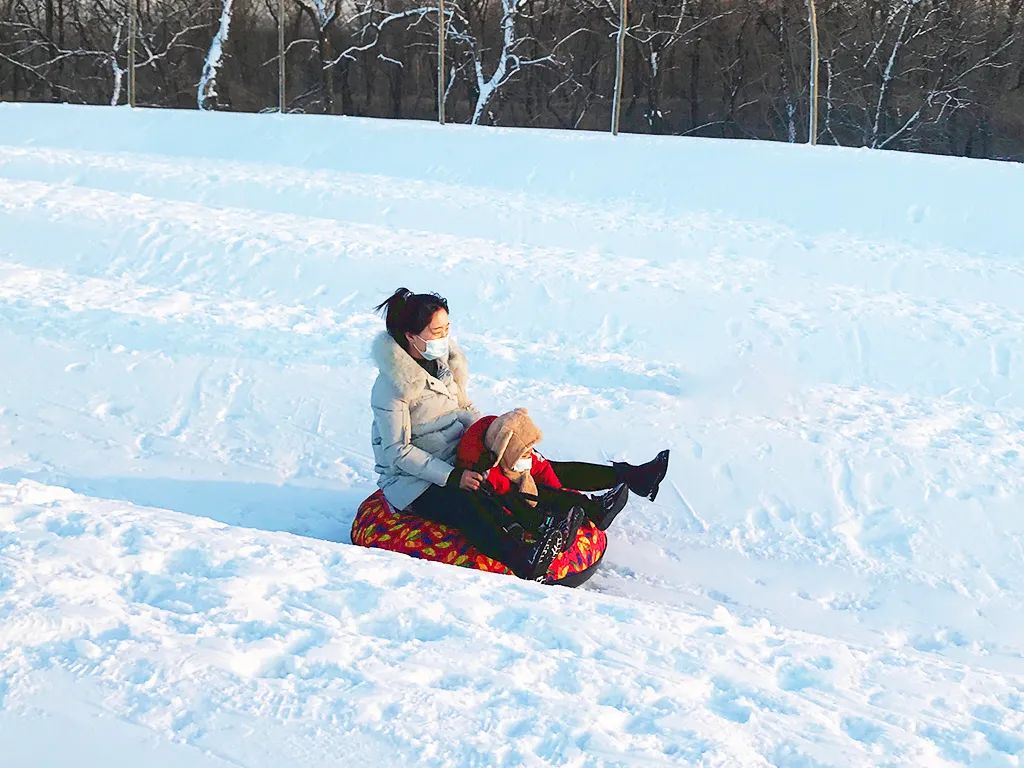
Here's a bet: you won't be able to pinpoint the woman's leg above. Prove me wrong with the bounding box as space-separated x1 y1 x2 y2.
550 450 671 501
408 484 514 564
546 461 617 491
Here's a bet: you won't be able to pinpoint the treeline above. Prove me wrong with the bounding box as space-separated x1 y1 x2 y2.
3 0 1023 160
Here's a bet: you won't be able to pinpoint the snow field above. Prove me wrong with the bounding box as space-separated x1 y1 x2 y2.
0 102 1023 765
4 481 1023 767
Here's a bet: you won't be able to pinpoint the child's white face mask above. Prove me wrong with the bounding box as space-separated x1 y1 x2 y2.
511 454 533 473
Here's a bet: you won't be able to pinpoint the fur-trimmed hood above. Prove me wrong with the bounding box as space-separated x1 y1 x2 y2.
370 331 470 405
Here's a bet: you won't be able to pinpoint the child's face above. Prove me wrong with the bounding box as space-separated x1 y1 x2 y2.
506 449 533 474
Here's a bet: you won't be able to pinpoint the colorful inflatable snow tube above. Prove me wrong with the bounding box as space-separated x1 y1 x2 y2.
350 489 607 587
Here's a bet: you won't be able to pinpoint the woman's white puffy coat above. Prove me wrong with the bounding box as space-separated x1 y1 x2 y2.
370 332 480 510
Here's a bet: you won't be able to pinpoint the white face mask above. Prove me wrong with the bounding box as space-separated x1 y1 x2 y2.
511 454 533 473
414 334 449 361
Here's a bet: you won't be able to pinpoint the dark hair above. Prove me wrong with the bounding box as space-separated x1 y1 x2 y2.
374 288 450 351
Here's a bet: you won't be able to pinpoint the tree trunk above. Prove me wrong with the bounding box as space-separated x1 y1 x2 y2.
688 43 701 129
319 30 333 113
340 57 353 115
45 0 56 100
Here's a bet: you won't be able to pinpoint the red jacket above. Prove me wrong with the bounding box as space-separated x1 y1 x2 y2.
456 416 563 495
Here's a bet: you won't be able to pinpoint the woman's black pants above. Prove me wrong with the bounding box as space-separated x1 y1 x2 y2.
406 460 618 568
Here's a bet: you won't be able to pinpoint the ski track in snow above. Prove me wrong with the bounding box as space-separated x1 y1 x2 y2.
1 104 1023 766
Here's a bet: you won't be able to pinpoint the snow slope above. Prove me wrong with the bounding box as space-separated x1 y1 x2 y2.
1 102 1023 766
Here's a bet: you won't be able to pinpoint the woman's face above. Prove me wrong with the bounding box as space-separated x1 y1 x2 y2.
406 309 450 360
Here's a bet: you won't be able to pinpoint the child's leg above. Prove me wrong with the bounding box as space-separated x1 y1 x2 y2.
536 484 593 513
537 483 627 531
496 491 544 531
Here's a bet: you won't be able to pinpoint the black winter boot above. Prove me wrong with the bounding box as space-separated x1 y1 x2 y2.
512 527 565 581
586 481 629 530
557 505 586 551
613 449 670 502
537 504 586 553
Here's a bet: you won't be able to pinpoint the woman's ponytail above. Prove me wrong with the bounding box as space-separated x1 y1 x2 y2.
374 287 413 336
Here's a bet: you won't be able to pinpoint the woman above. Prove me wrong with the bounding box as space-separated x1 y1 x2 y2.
370 288 670 581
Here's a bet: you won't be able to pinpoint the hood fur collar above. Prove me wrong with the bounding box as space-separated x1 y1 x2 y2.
371 331 470 404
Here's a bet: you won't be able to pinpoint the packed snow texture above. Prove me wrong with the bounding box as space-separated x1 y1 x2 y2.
0 102 1023 767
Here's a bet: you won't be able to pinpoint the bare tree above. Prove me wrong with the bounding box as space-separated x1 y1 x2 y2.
446 0 587 125
2 0 1022 160
815 0 1019 152
197 0 233 109
623 0 734 133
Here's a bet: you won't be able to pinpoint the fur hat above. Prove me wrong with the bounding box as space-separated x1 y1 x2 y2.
484 408 543 472
484 408 542 506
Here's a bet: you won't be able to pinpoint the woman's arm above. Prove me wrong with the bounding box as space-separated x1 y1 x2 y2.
456 405 481 428
372 398 456 487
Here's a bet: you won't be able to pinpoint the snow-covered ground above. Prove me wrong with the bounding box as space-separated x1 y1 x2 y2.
1 102 1023 766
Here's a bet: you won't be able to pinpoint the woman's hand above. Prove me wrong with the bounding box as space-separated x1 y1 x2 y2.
458 470 485 491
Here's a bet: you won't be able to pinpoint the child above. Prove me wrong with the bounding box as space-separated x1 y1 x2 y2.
458 408 633 542
455 408 670 581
